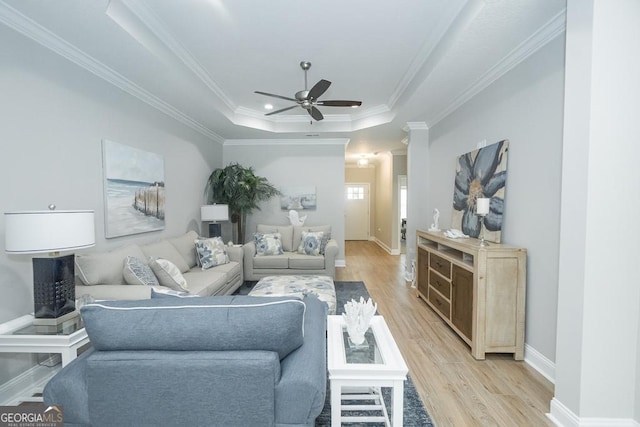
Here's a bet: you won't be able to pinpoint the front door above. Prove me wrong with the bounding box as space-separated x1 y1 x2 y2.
345 184 370 240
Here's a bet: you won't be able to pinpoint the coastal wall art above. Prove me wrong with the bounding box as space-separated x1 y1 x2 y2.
102 139 165 238
451 139 509 243
280 186 317 210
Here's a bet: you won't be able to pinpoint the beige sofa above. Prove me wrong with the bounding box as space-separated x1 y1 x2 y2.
242 224 338 281
74 231 243 300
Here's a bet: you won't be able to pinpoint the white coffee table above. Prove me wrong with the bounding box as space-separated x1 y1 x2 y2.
0 313 89 367
327 315 408 426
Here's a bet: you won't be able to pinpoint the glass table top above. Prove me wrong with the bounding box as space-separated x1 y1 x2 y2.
12 314 83 337
342 326 384 365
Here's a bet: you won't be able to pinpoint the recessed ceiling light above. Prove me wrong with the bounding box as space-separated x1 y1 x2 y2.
264 104 273 110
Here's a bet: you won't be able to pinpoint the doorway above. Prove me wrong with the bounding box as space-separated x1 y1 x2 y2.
345 183 370 240
398 175 407 254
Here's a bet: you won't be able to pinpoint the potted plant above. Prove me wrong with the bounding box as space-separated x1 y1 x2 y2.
205 163 280 243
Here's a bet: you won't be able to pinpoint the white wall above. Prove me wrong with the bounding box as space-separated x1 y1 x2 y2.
412 35 566 365
374 153 393 250
223 140 346 262
0 24 222 384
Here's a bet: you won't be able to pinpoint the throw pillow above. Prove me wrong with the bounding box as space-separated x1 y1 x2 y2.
297 231 324 256
148 258 189 292
194 237 229 270
254 232 284 256
123 256 159 287
319 231 331 255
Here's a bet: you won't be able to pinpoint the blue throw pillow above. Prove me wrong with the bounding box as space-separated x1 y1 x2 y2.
254 232 284 256
297 231 324 256
122 256 159 286
194 237 229 269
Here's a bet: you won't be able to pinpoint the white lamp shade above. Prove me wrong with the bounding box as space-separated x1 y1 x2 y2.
200 205 229 222
5 210 95 254
476 198 490 216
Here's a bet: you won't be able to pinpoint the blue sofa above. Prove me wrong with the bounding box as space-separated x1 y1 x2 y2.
43 294 327 427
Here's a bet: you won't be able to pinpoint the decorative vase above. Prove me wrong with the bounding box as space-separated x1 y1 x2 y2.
342 297 377 346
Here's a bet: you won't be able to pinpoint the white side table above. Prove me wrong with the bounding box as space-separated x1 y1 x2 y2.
0 313 89 367
327 315 408 426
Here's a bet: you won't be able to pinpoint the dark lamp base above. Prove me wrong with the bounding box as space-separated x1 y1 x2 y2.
32 254 76 320
208 223 222 237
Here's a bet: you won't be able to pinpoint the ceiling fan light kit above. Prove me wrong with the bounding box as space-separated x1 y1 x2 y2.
255 61 362 121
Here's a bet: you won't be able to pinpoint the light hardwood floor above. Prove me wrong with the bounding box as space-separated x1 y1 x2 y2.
336 241 555 427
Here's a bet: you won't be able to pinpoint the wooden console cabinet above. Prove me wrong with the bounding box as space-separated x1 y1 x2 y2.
416 230 526 360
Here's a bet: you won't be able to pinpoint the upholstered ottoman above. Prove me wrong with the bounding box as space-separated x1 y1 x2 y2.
249 275 336 315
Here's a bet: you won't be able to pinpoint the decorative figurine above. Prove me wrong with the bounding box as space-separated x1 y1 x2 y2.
428 208 441 232
287 210 307 226
342 297 377 345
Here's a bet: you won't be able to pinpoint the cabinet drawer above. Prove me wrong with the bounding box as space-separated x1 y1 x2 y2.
429 270 451 298
429 253 451 278
428 287 451 319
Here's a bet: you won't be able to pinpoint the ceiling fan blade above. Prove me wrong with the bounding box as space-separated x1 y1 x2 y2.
308 106 324 121
307 79 331 101
316 100 362 107
254 91 298 102
265 105 298 116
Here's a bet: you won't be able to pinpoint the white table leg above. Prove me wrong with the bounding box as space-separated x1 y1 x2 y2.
391 381 404 426
60 347 76 367
331 380 341 427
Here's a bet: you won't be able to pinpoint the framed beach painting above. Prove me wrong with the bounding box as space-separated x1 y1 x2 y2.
280 186 317 211
451 139 509 243
102 139 165 238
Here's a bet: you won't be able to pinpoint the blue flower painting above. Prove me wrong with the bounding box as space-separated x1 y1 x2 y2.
452 140 509 242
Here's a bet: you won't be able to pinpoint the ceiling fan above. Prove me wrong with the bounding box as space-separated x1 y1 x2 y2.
254 61 362 121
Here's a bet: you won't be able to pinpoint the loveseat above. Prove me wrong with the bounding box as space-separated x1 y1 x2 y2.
43 294 327 427
74 230 243 300
243 224 338 281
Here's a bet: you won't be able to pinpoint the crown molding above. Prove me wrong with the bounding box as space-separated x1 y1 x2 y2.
223 138 350 146
429 8 567 127
351 104 392 121
404 122 429 131
387 0 485 109
0 1 224 143
116 0 236 113
390 149 407 156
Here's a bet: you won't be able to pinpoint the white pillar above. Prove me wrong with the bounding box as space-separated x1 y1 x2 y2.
551 0 640 424
404 122 429 281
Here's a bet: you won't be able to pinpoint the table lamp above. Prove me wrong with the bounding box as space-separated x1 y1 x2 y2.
4 206 95 324
475 198 490 247
200 204 229 237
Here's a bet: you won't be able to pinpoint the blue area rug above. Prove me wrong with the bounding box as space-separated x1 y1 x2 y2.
235 280 433 426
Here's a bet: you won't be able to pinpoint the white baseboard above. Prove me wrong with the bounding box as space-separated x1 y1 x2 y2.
548 398 639 427
524 343 555 384
374 238 400 255
335 259 346 268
